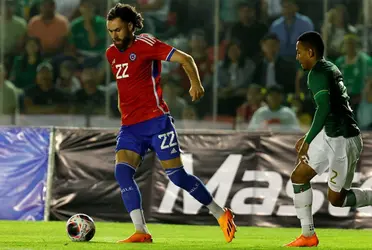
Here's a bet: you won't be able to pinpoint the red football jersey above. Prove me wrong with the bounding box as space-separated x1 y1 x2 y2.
106 34 176 125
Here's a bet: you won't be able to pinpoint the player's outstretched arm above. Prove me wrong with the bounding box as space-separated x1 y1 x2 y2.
169 50 201 86
169 50 204 102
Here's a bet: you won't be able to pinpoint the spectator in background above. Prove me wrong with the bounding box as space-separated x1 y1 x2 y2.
218 41 255 113
163 81 187 120
23 62 68 114
28 0 69 57
12 0 31 20
27 0 42 20
55 0 81 20
227 1 268 61
253 33 297 94
321 5 352 62
235 84 265 129
335 33 372 110
358 1 372 56
55 60 81 95
10 37 43 90
0 0 27 70
25 0 80 21
260 0 282 25
219 40 255 89
248 85 301 132
288 94 312 131
218 40 255 116
219 0 239 27
269 0 313 59
136 0 172 36
0 64 22 115
69 0 107 60
206 19 229 64
73 63 105 115
357 78 372 130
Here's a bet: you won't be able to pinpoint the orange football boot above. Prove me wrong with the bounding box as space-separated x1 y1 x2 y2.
285 233 319 247
217 208 237 243
117 232 153 243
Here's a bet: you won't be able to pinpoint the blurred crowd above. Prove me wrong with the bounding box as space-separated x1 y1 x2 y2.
0 0 372 132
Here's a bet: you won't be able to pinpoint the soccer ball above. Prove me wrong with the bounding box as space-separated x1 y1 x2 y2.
66 213 96 242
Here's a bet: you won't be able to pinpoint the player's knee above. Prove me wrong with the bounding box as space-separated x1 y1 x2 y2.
290 162 316 184
328 196 344 207
165 166 188 187
327 189 345 207
114 163 136 183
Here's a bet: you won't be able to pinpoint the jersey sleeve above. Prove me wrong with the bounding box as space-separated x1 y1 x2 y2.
308 70 329 101
105 47 113 64
148 37 176 61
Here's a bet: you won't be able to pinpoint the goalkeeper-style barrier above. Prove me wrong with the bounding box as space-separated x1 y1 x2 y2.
1 126 372 228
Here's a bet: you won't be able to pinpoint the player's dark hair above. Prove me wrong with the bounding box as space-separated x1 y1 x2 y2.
267 85 284 95
107 3 144 31
237 1 256 9
297 31 325 59
80 0 94 6
282 0 298 5
249 83 263 91
21 36 42 71
41 0 55 5
261 33 280 43
222 39 246 69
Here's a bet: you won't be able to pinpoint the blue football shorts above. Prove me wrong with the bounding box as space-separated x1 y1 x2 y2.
115 114 181 161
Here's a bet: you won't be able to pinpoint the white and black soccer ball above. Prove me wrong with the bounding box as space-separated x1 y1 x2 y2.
66 213 96 242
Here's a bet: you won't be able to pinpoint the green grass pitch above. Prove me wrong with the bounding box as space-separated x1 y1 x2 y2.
0 221 371 249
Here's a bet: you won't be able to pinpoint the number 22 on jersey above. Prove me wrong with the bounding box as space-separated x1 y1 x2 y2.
158 131 178 150
116 63 129 79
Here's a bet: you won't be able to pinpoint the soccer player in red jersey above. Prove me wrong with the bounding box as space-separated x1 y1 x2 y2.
106 3 236 243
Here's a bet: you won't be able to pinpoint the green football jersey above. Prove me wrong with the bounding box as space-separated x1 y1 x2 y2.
307 59 360 138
